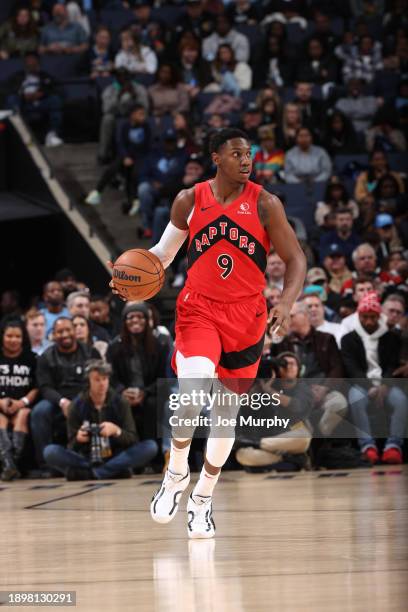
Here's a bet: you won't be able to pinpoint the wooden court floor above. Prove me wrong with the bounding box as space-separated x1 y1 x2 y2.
1 466 407 612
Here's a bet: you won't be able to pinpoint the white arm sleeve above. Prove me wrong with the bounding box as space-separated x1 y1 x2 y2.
149 221 189 269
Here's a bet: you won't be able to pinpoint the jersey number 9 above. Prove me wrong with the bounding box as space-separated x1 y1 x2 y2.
217 254 233 279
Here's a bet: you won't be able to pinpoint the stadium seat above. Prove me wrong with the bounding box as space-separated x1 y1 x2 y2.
42 55 83 79
99 8 133 31
61 79 98 102
334 153 408 175
307 17 345 38
286 23 309 45
0 0 14 22
373 70 401 99
151 5 184 25
266 182 327 231
0 58 23 83
133 73 155 87
282 85 323 103
333 154 368 175
235 24 265 48
388 153 408 173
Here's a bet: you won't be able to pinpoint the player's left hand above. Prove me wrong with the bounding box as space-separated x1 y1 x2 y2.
267 302 291 337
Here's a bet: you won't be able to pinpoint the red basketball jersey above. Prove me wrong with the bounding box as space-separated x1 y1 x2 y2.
185 180 270 302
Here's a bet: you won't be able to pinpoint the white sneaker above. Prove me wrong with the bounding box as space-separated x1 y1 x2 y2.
45 131 63 147
85 190 101 206
150 468 190 524
128 199 140 216
187 494 215 539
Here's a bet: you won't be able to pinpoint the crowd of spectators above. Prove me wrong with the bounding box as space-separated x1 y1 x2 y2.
1 231 408 481
0 0 406 238
0 274 171 481
0 1 408 478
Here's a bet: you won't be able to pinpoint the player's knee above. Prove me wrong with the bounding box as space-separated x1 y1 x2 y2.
176 352 216 379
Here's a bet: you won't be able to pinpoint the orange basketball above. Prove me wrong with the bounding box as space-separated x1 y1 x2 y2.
112 249 165 301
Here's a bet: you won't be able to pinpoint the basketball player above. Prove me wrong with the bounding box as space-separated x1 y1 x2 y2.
112 128 306 538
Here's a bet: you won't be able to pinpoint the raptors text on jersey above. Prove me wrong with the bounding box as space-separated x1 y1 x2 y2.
186 180 270 301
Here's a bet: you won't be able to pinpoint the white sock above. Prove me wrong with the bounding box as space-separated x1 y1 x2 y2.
192 466 220 499
192 436 236 498
168 440 190 475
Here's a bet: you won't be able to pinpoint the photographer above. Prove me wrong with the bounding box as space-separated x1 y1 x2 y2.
43 360 158 480
236 352 313 471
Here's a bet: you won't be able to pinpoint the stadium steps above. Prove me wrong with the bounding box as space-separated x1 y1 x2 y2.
44 141 179 324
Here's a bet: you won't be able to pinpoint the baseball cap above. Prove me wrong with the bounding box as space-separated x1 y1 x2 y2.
375 213 394 228
323 243 345 258
306 267 327 284
303 284 325 299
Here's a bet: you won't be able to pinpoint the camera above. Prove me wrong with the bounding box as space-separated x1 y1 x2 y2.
81 422 103 466
258 356 287 379
82 422 101 436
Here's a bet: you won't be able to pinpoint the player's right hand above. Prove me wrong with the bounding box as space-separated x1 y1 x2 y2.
107 260 127 301
267 303 290 337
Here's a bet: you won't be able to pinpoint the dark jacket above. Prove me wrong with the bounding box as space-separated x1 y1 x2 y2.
37 341 100 404
340 329 401 386
294 56 338 85
319 229 361 267
106 335 168 397
237 378 313 441
272 328 344 379
7 69 57 98
139 149 187 184
67 388 138 454
117 119 151 161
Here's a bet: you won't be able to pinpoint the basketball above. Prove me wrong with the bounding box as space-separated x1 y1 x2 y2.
112 249 165 300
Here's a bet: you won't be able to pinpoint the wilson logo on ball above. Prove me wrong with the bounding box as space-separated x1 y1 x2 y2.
113 269 141 282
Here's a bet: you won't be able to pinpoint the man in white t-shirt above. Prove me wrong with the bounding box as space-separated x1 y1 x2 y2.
303 294 342 347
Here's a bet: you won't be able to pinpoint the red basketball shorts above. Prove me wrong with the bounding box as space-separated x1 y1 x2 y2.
171 286 267 383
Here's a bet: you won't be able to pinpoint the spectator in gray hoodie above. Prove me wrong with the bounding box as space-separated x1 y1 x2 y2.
284 127 332 183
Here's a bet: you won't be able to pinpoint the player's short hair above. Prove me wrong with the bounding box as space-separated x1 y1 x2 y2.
209 128 249 154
